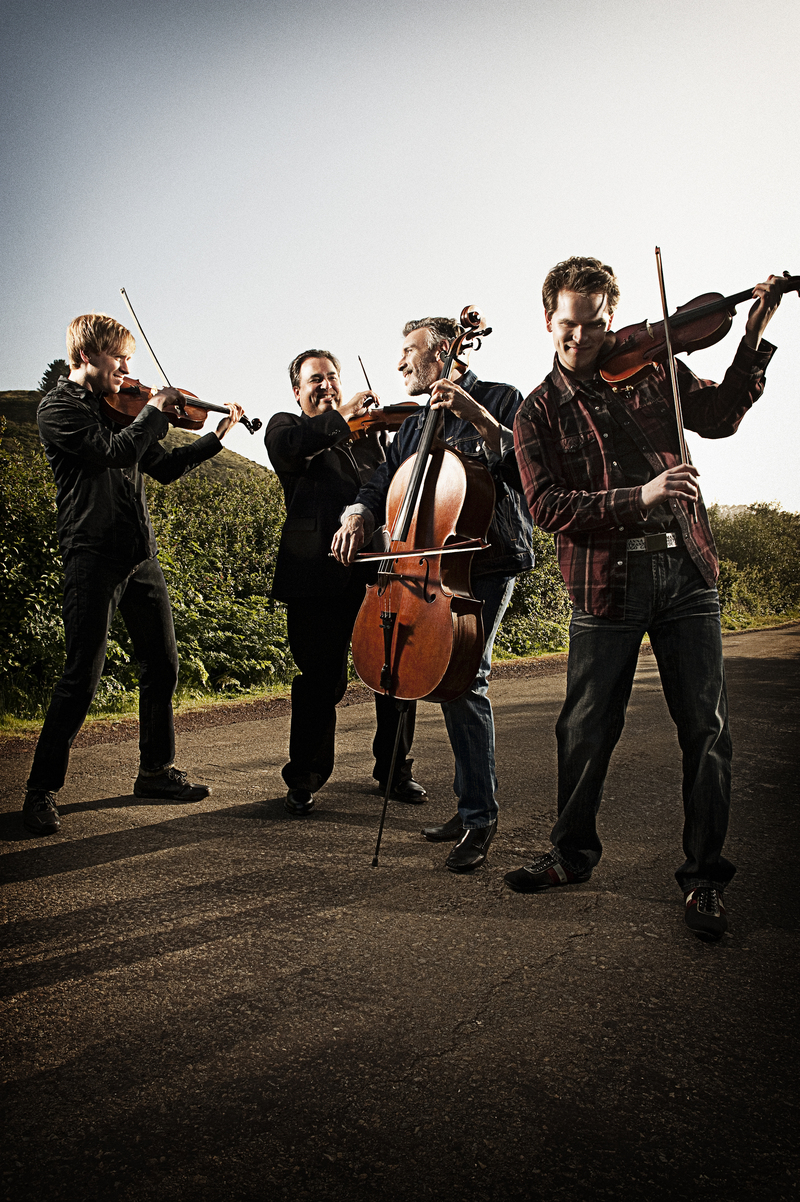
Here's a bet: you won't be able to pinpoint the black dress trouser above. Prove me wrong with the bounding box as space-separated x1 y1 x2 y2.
283 573 415 793
28 553 179 793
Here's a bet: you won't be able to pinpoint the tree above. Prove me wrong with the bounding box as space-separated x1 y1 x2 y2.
38 360 69 393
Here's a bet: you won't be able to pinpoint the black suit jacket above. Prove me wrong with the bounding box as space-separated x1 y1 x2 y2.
265 408 385 601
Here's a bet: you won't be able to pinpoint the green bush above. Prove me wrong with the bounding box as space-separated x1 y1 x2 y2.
0 422 65 714
494 526 571 657
2 425 796 721
709 503 800 624
0 430 293 717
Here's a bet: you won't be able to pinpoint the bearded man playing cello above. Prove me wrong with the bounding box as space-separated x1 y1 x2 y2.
332 317 535 872
510 256 784 940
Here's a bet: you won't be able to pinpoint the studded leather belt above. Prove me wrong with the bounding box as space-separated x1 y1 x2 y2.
627 532 680 552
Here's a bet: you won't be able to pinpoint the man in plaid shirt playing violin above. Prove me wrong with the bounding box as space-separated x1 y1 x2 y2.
510 256 784 940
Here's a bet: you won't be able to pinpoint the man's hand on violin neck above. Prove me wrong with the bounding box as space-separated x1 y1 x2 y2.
337 391 379 423
744 274 784 349
429 380 502 454
215 403 244 439
641 464 700 511
331 515 365 565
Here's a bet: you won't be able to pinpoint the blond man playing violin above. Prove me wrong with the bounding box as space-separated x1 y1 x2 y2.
23 313 243 836
510 256 784 940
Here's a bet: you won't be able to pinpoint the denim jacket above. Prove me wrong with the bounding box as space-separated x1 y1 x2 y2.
350 371 534 579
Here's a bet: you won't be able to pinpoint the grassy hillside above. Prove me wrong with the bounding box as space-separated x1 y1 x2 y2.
0 389 270 481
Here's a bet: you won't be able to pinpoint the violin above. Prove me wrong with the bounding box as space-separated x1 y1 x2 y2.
351 305 495 706
347 401 420 441
102 377 262 436
114 286 262 435
599 271 799 388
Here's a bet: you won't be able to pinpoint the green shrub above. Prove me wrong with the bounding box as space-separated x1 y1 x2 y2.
709 503 800 623
2 424 795 722
494 526 571 658
0 423 65 714
0 431 293 717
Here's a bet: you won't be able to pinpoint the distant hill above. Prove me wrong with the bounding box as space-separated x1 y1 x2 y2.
0 390 271 481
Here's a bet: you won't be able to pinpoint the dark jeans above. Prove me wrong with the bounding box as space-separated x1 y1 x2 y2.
27 554 179 793
440 574 515 828
552 546 735 893
283 574 416 793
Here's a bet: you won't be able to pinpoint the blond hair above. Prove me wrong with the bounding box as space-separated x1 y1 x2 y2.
66 313 135 369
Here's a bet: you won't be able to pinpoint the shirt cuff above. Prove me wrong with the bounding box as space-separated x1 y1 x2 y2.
485 425 515 468
340 503 375 543
733 336 776 372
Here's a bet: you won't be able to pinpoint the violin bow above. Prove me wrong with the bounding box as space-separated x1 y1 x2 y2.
654 248 697 522
357 355 373 391
120 287 174 389
119 287 262 433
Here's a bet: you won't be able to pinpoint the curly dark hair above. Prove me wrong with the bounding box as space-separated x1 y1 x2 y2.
542 257 620 317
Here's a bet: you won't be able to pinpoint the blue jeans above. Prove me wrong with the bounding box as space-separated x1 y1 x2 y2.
27 554 179 793
552 546 735 893
441 574 515 829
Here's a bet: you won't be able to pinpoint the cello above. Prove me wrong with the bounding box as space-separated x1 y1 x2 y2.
350 307 496 706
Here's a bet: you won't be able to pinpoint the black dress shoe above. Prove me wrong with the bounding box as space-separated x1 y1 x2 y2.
285 788 315 815
22 790 61 836
446 821 497 872
376 777 428 804
422 813 464 842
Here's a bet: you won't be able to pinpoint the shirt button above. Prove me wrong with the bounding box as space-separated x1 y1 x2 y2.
618 525 624 530
603 432 609 438
617 560 624 566
612 461 618 466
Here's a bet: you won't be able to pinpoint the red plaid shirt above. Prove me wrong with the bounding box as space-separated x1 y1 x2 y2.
513 338 776 619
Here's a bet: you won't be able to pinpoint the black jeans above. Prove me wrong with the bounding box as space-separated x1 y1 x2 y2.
283 574 416 793
552 546 735 892
27 554 179 792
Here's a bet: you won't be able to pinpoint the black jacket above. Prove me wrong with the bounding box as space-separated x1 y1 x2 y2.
38 378 223 567
265 408 385 601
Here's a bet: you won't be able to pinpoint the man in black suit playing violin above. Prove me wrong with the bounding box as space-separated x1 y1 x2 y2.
265 349 425 815
331 318 534 872
23 312 243 837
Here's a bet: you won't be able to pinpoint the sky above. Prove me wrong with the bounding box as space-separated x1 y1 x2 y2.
2 0 798 509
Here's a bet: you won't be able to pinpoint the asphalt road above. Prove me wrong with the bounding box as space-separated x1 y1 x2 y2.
1 625 798 1202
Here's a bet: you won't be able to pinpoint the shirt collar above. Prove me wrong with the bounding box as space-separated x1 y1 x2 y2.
52 377 98 403
550 355 607 406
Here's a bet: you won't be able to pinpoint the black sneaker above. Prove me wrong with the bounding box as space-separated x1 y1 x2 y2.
285 788 314 815
133 767 210 802
504 850 592 893
22 790 61 836
684 887 727 941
